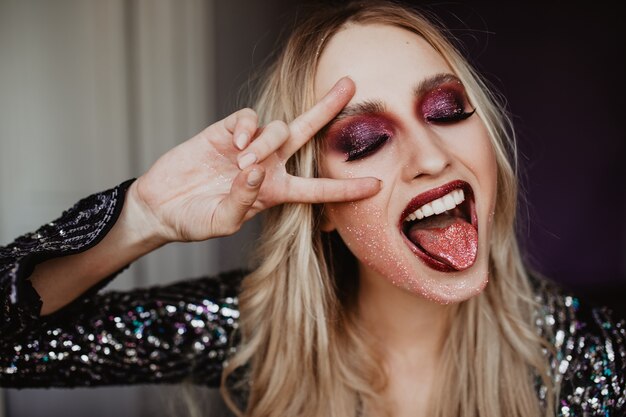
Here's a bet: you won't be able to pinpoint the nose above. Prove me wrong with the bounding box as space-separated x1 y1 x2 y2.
401 128 451 181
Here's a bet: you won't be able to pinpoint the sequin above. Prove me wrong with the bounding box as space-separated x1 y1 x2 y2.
0 181 624 415
532 278 626 415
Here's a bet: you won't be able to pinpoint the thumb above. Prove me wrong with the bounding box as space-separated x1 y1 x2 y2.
216 165 265 232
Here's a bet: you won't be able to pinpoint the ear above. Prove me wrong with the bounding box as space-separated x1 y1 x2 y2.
319 205 336 232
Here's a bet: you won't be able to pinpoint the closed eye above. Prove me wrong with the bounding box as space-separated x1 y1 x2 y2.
426 108 476 124
346 134 390 161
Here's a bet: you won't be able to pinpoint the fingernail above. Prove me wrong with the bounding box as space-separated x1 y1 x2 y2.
333 76 352 95
238 152 257 170
235 132 249 150
247 168 263 186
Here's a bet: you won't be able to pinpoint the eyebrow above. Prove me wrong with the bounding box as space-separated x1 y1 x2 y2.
413 72 461 100
333 100 386 122
327 72 462 128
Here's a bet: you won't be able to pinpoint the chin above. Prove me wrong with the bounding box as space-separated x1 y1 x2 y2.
398 259 490 304
359 242 491 304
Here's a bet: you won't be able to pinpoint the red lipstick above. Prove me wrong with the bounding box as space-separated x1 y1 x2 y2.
399 180 478 272
399 180 475 226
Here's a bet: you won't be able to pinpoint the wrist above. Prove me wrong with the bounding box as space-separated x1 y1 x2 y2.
121 180 170 250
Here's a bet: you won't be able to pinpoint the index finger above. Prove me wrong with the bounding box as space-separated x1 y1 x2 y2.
281 77 356 158
284 176 382 204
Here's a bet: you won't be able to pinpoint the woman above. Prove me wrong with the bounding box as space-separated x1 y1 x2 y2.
1 1 624 416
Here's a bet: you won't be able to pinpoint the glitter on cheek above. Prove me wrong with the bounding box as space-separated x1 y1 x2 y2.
342 168 355 178
333 202 428 296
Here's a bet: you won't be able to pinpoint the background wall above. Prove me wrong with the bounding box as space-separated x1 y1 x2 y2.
1 1 624 416
0 0 273 415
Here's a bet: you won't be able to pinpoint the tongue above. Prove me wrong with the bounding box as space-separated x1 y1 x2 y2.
406 214 477 270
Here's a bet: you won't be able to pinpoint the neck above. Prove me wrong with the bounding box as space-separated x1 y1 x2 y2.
356 263 453 364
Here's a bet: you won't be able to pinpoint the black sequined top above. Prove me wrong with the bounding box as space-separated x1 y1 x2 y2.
1 181 625 416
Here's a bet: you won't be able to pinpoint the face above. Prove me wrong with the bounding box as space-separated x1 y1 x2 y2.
316 24 498 304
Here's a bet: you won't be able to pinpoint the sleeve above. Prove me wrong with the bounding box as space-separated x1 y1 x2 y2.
1 271 243 388
557 304 626 416
0 181 243 388
537 281 626 416
1 179 135 338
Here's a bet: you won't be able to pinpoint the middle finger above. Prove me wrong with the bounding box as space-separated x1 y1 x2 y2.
280 77 356 158
237 120 290 169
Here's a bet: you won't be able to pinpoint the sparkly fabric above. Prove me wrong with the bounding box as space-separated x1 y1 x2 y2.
0 272 242 388
533 279 626 416
1 183 625 416
1 179 135 339
0 181 242 388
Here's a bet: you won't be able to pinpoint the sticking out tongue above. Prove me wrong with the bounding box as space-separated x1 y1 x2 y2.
406 213 477 270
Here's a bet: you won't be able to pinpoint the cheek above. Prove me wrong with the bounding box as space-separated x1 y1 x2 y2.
327 201 388 259
325 200 415 288
474 128 498 211
459 126 495 172
458 123 498 247
449 121 498 201
320 152 409 278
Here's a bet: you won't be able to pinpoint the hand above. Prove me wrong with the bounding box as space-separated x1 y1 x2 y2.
128 77 381 244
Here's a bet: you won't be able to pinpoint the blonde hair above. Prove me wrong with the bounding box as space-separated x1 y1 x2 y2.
221 1 556 416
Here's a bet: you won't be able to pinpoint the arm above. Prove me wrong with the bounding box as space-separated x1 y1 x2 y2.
0 180 136 336
0 181 241 388
29 180 165 315
1 271 243 388
1 77 380 388
25 78 379 318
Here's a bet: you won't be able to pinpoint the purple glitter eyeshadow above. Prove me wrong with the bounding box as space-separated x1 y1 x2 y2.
328 116 394 161
420 86 466 120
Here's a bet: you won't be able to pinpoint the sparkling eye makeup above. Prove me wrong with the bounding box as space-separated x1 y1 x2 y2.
419 81 475 123
324 74 475 162
326 115 395 161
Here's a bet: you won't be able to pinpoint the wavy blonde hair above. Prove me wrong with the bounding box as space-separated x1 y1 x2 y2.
220 1 556 416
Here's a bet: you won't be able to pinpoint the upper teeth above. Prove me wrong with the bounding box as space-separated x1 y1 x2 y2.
403 189 465 223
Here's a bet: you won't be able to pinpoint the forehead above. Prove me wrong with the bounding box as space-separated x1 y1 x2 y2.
314 24 453 104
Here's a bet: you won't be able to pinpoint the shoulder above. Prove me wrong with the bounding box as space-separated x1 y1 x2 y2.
531 275 626 415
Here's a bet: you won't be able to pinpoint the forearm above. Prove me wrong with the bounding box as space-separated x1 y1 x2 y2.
30 181 165 315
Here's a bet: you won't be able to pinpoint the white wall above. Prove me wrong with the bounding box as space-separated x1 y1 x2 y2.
0 0 232 415
0 0 222 289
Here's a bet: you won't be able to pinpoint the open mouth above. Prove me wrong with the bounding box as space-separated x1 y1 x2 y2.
399 180 478 272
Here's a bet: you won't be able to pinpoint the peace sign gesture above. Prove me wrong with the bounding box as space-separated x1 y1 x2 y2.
128 77 381 244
